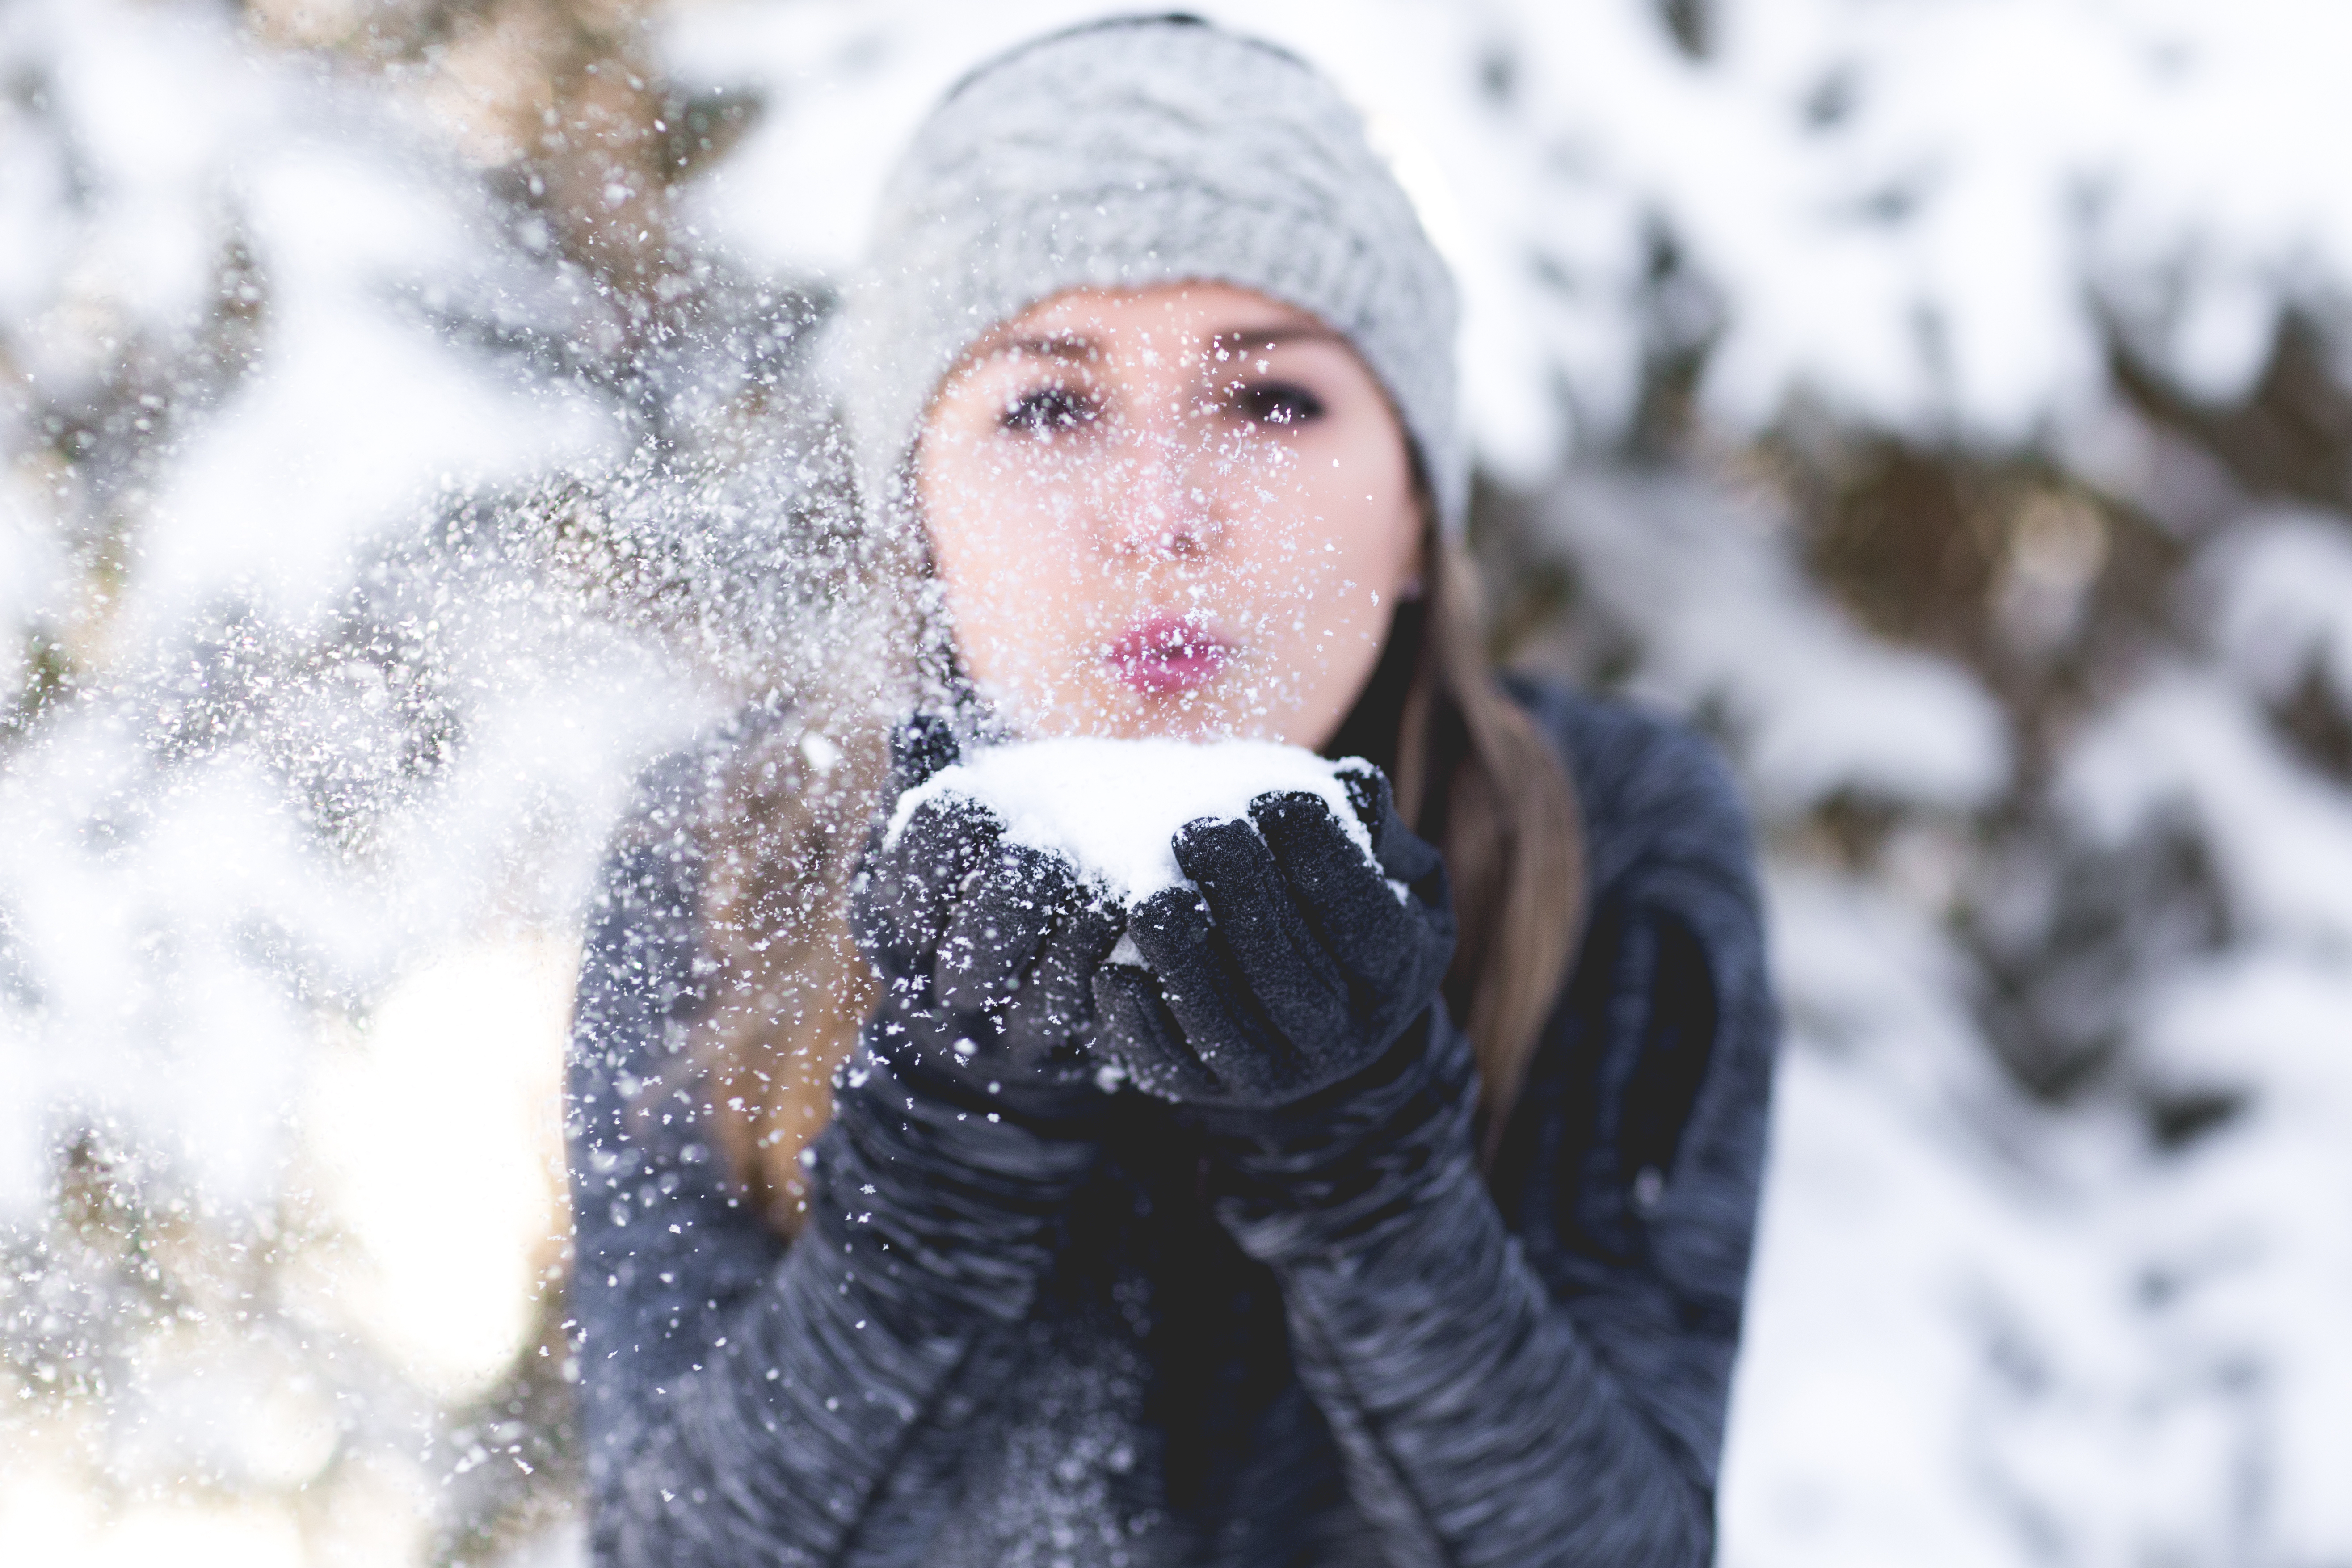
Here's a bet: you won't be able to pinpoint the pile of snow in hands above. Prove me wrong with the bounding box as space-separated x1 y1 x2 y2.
885 737 1385 909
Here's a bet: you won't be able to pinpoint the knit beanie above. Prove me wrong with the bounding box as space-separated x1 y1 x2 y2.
838 14 1466 540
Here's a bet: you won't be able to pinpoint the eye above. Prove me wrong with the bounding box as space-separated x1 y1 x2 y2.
1233 381 1325 427
1001 385 1098 434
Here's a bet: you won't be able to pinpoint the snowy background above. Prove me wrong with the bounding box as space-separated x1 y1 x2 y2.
4 0 2349 1562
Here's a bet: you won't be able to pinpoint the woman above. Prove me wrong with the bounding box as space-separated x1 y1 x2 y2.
569 16 1774 1567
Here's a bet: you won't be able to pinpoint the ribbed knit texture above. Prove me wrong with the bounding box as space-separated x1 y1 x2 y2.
839 15 1466 540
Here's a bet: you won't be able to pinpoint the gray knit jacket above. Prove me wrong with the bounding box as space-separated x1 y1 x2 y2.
567 678 1776 1566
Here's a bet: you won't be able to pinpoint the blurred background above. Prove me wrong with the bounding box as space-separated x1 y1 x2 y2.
3 0 2348 1563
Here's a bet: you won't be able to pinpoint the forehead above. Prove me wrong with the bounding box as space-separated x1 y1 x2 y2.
984 282 1325 353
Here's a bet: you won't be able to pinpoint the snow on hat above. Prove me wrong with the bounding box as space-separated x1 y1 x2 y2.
839 13 1466 541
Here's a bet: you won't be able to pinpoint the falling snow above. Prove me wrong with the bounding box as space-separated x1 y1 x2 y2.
4 1 2350 1564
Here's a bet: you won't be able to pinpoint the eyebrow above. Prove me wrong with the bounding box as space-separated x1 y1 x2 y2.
994 333 1099 364
1208 324 1347 353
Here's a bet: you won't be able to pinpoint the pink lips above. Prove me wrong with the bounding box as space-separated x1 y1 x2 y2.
1108 617 1230 695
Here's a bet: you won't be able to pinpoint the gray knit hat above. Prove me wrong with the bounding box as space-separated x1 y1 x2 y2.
838 14 1465 539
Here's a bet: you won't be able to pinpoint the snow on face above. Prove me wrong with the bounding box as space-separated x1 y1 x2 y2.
885 736 1378 904
915 283 1422 750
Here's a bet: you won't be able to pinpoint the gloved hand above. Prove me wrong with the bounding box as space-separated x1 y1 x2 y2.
1091 762 1456 1112
850 718 1123 1125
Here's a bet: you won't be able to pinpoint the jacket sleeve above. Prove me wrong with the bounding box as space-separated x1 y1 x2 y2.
566 797 1098 1567
1206 702 1775 1568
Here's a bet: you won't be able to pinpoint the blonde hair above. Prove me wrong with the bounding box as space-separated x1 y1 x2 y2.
685 524 1585 1236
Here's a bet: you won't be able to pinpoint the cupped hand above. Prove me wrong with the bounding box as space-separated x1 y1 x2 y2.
850 726 1122 1124
1091 763 1456 1111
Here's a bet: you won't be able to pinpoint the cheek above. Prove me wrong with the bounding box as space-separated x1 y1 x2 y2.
922 430 1102 556
1216 438 1416 733
1229 448 1417 604
917 441 1101 680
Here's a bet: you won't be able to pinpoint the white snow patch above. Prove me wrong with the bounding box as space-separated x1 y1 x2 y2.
1540 469 2011 814
2059 667 2352 947
887 737 1375 904
299 940 576 1402
2203 506 2352 702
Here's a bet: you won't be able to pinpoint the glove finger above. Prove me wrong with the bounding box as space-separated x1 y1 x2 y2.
888 710 962 792
1249 790 1431 987
998 894 1121 1059
1333 756 1390 832
1092 961 1221 1101
1126 885 1297 1101
1171 815 1349 1061
866 795 1003 960
1333 760 1443 886
934 841 1068 1013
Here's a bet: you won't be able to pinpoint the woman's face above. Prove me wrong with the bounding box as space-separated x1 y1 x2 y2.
915 282 1422 747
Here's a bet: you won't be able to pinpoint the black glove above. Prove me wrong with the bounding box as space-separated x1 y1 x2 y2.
850 718 1123 1125
1092 763 1456 1111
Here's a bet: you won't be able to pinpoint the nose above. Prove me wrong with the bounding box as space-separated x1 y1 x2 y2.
1103 404 1225 560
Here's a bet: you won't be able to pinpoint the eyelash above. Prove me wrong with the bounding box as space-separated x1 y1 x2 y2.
1232 382 1325 427
1001 385 1097 433
996 379 1328 434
